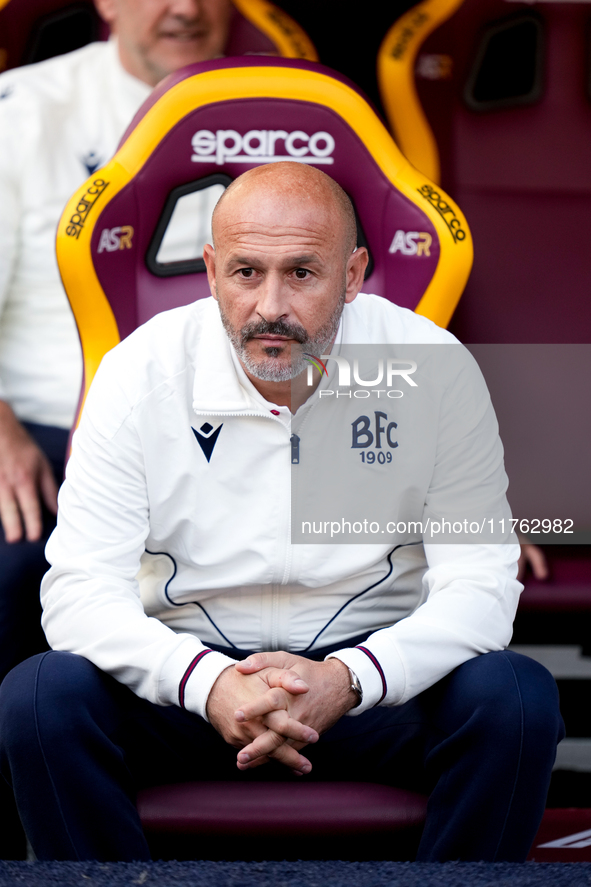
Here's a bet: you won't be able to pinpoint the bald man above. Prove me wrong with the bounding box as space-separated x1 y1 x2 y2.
0 164 563 862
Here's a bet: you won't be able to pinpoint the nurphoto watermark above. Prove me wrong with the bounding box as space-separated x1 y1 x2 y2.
290 344 591 545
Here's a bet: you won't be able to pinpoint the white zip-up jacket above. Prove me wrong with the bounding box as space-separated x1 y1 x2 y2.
0 41 150 427
42 294 522 720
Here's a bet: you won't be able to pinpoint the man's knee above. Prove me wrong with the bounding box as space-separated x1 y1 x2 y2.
443 650 564 746
0 651 114 755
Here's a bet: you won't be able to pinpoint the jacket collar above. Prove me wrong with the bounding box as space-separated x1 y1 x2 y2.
191 299 255 415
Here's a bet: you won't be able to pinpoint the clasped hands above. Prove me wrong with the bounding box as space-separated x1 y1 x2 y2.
206 652 358 775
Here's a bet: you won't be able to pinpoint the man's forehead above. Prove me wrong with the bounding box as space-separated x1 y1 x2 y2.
215 220 339 260
213 187 341 244
219 218 334 240
218 184 333 215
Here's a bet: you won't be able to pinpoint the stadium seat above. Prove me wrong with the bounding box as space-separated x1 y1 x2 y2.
377 1 591 575
0 0 316 72
55 55 473 857
519 550 591 616
377 0 591 344
56 55 472 417
137 781 428 859
529 808 591 862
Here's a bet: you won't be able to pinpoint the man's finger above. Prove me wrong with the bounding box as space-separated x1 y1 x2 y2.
269 742 312 775
231 714 272 747
240 665 308 697
237 715 316 767
263 710 318 745
236 685 315 732
236 652 294 673
237 732 312 774
0 489 24 543
235 685 290 722
14 481 43 542
266 667 309 695
235 657 309 693
237 753 270 770
237 701 318 745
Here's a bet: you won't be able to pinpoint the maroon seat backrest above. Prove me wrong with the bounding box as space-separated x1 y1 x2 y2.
95 66 440 339
57 56 471 404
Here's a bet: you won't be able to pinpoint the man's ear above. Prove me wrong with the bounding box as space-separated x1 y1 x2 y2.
202 243 217 299
344 247 369 304
94 0 117 26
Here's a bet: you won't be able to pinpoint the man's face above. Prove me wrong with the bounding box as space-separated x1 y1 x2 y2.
203 179 366 383
96 0 233 86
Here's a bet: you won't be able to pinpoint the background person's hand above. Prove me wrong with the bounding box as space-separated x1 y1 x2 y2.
517 538 549 583
0 400 58 543
206 663 319 774
234 652 358 770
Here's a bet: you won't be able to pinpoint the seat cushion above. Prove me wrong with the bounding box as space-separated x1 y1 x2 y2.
137 781 428 836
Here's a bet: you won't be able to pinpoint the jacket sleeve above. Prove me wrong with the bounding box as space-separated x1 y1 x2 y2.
328 346 522 712
41 357 235 720
329 541 521 713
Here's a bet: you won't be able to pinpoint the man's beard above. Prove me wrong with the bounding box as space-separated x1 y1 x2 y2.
218 289 346 382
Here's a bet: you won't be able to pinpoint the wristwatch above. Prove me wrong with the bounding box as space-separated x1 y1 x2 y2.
347 666 363 708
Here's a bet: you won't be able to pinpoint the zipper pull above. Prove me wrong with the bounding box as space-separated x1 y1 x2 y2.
290 434 300 464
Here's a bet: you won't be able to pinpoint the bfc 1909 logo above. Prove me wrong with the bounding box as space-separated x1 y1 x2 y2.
191 129 335 166
352 411 398 466
352 412 398 448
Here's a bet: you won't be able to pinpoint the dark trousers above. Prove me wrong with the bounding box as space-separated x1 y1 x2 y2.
0 422 68 859
0 648 564 862
0 422 68 682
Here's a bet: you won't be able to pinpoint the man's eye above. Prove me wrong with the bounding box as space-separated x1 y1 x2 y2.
294 269 309 279
239 268 255 278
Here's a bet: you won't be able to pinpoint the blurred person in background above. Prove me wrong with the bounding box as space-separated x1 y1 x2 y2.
0 0 237 857
0 0 234 683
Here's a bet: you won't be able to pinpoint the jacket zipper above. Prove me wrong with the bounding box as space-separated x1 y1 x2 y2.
193 406 293 650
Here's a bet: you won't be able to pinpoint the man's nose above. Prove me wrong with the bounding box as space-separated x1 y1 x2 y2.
255 275 291 323
167 0 204 20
